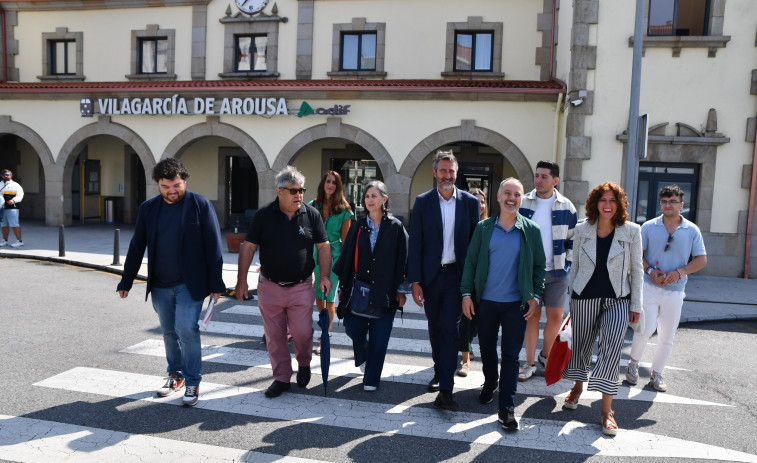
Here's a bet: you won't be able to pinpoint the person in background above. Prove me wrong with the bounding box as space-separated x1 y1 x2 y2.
626 185 707 392
408 150 480 412
309 171 354 355
235 166 332 399
518 160 577 381
562 182 643 436
457 187 488 377
333 180 408 391
0 169 25 248
117 158 225 407
460 178 545 431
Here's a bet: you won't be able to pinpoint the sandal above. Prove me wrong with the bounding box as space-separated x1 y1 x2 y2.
563 385 583 410
601 410 618 436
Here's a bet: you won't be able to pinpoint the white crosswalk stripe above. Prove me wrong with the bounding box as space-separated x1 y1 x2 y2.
34 368 756 461
123 339 726 407
20 297 740 461
0 415 325 463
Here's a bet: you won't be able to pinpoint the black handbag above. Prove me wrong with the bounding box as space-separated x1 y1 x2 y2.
349 228 384 319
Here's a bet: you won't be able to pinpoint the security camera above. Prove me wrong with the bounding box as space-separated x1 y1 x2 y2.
570 98 584 106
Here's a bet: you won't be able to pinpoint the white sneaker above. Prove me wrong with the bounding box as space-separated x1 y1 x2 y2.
363 385 377 391
518 362 536 382
10 241 24 248
625 361 639 385
537 351 548 368
649 370 667 392
0 240 7 247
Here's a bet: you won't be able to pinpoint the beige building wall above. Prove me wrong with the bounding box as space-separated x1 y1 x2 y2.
15 7 194 81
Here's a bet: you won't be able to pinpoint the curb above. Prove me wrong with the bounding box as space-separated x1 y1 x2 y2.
0 252 147 282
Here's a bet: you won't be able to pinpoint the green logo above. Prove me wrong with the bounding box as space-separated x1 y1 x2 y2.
297 102 314 118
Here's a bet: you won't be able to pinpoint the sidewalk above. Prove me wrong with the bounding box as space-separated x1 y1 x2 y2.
3 220 757 323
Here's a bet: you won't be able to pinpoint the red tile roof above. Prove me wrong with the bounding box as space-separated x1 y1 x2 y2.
0 79 566 94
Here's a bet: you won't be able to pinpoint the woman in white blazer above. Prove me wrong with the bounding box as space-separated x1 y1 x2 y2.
562 182 643 436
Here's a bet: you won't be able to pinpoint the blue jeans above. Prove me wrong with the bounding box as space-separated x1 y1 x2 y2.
477 299 527 411
150 283 204 386
344 309 396 388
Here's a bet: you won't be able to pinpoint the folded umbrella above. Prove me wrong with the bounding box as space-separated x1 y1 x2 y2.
317 309 331 396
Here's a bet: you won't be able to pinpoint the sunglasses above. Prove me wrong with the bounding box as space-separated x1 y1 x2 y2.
281 187 306 195
664 233 674 252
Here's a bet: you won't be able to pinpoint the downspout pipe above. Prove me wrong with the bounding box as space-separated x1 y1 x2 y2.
1 7 7 83
549 0 556 79
745 120 757 279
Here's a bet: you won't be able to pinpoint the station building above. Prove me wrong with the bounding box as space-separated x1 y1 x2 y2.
0 0 755 277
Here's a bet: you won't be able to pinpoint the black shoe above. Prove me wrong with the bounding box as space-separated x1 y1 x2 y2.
264 380 291 398
428 375 440 392
498 408 518 432
434 391 459 412
479 381 499 404
296 366 311 388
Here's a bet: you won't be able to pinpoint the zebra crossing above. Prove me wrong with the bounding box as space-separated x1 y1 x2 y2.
6 295 757 462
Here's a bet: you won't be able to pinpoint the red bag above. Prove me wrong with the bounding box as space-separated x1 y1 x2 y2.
544 316 572 386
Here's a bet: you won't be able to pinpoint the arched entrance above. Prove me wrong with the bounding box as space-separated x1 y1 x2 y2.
165 117 269 230
58 117 154 226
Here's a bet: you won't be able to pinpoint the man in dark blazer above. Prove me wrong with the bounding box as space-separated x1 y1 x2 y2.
118 158 225 407
408 150 480 411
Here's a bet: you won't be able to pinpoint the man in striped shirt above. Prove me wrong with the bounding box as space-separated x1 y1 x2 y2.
518 160 577 381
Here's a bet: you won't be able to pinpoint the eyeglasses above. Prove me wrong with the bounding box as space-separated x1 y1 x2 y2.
664 233 674 252
660 200 681 206
281 187 306 195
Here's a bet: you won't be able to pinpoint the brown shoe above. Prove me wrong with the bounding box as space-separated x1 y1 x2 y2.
563 384 583 410
601 410 618 436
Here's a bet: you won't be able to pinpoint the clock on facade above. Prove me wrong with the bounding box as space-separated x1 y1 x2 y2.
235 0 267 14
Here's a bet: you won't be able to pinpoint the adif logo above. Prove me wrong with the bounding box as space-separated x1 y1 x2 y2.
299 226 306 236
297 101 351 118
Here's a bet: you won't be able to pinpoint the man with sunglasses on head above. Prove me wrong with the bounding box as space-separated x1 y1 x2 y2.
236 166 331 398
0 169 25 248
626 185 707 392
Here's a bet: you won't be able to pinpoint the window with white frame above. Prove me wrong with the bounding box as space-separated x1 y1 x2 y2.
39 28 84 81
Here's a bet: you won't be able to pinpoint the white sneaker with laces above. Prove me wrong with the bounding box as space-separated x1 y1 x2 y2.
0 240 7 247
649 370 667 392
183 385 199 406
518 362 536 382
10 241 24 248
625 360 639 385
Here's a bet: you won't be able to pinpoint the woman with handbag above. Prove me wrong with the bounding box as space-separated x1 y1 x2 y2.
333 180 408 392
309 171 353 355
562 182 643 436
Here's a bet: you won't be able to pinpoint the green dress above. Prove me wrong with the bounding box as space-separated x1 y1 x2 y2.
309 200 354 302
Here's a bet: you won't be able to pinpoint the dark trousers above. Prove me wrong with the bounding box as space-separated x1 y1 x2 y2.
344 309 396 388
423 266 462 392
477 299 526 411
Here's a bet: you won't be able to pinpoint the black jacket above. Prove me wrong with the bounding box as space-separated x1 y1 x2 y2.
333 214 408 318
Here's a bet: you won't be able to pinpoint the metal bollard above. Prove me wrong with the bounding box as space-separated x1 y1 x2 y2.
58 225 66 257
112 229 121 266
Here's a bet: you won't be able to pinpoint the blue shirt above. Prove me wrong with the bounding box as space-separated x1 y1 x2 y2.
642 215 706 292
366 215 380 251
481 222 521 303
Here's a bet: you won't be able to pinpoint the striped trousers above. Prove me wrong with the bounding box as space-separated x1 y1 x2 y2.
562 297 629 396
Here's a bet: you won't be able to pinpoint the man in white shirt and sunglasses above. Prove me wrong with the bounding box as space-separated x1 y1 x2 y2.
626 185 707 392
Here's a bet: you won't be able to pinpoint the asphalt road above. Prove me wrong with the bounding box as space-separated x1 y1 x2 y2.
1 257 756 462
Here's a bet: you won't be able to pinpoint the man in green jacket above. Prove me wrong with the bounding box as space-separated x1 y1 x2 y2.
460 177 546 431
